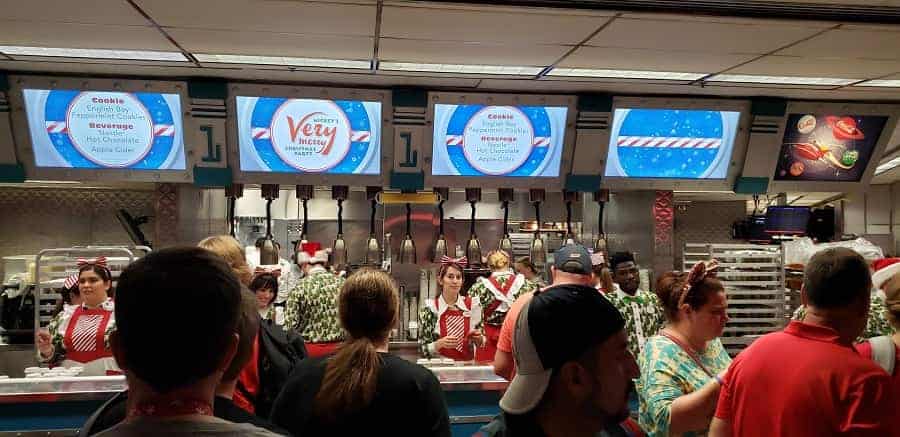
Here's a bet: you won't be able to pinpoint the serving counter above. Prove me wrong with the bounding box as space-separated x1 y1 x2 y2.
0 364 507 436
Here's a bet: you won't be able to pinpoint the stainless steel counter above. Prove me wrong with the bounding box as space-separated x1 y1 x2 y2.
428 365 508 392
0 364 507 404
0 376 126 403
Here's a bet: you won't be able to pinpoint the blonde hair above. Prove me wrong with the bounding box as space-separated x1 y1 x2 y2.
883 274 900 329
487 250 511 271
314 269 398 422
198 235 253 286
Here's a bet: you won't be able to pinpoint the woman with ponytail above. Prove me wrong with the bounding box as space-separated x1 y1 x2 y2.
270 269 451 436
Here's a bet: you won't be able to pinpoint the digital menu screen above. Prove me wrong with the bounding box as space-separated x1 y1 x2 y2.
23 89 186 170
773 113 888 182
605 108 741 179
236 96 381 175
431 104 567 177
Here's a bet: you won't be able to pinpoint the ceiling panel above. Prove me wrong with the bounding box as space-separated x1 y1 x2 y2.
1 0 149 25
135 0 375 36
560 46 754 72
727 54 900 78
0 20 175 51
0 60 482 88
778 28 900 60
166 29 372 59
379 39 566 66
617 12 837 28
589 18 824 54
381 5 610 45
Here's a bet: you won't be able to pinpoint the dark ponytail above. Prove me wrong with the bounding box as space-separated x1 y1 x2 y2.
313 269 398 422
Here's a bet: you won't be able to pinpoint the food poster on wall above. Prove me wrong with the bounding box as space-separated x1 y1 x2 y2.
773 114 888 182
604 108 741 179
236 96 381 175
23 89 186 170
430 104 568 177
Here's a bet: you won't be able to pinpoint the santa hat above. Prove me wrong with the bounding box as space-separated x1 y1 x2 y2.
871 258 900 290
296 242 329 265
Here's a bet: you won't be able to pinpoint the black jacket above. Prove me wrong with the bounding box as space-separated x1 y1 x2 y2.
79 391 289 436
241 319 308 419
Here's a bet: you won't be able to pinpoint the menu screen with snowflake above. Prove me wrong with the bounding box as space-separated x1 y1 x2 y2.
773 113 887 182
431 104 568 177
605 108 741 179
23 89 186 170
236 96 381 175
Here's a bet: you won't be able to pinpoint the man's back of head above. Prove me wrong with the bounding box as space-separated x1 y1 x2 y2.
550 244 594 287
802 247 872 340
804 247 871 309
113 246 241 394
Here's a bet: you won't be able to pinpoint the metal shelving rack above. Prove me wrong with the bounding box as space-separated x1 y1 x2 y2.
33 246 150 357
683 243 786 356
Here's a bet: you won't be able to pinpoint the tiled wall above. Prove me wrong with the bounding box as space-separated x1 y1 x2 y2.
673 201 747 270
0 187 155 279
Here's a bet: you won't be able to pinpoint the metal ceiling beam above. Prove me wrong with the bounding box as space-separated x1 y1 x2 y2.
424 0 900 25
808 193 845 208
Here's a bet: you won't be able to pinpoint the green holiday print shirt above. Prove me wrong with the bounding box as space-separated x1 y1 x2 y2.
467 272 538 328
284 268 345 343
604 288 667 358
638 335 732 437
418 295 482 358
792 293 895 341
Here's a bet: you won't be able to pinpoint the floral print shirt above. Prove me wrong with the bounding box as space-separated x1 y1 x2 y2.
638 335 732 437
604 287 667 358
284 267 345 343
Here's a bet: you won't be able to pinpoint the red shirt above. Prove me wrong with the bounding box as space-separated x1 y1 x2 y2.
857 340 900 395
233 331 261 414
715 321 897 436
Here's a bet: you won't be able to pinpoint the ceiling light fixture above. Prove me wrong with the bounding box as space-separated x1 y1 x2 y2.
875 156 900 175
0 46 187 62
194 53 371 69
706 74 856 86
379 61 542 76
546 68 706 81
853 79 900 88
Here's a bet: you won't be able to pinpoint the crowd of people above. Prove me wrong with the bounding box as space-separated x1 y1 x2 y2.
39 234 900 436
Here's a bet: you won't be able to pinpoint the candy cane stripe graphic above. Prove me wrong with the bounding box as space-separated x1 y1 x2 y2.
616 136 722 149
46 121 68 134
252 127 270 140
154 125 175 137
71 315 103 352
445 314 466 352
445 135 463 146
350 131 370 142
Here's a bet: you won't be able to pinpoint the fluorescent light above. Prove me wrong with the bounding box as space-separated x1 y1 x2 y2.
379 61 542 76
0 45 186 62
23 180 81 184
195 53 371 69
875 156 900 175
854 79 900 88
547 68 705 81
706 74 855 86
673 190 736 194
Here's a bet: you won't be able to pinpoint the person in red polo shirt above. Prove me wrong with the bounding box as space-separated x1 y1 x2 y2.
710 248 897 437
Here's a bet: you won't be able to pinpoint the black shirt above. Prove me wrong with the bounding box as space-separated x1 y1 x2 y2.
269 352 451 437
83 392 288 436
